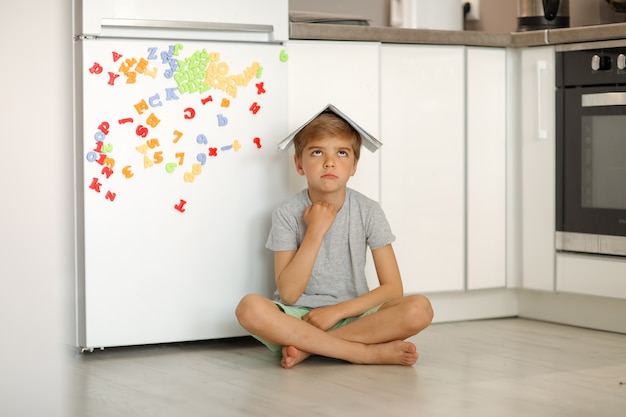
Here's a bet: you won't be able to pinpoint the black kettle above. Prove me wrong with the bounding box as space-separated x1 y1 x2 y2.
517 0 570 31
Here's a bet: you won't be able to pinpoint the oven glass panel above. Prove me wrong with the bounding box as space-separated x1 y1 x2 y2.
581 115 626 210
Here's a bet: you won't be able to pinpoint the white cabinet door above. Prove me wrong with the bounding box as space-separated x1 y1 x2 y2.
520 46 556 291
466 47 507 290
286 40 381 289
557 253 626 299
286 41 380 201
381 44 465 294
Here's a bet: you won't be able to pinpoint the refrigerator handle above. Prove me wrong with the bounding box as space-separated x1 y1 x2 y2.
102 18 273 33
98 18 275 41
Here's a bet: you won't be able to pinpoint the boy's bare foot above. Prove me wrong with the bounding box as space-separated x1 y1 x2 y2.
281 341 418 368
362 340 418 366
281 345 311 369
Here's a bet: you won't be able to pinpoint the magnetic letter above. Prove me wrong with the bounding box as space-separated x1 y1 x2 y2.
184 107 196 120
145 113 161 128
165 87 179 101
174 199 187 213
94 131 106 142
136 125 149 138
122 166 134 178
146 138 160 149
136 58 148 74
107 72 120 86
249 102 261 115
101 167 113 179
196 134 208 145
183 172 195 183
165 162 177 173
89 178 102 192
86 151 97 162
89 63 103 74
135 144 148 155
134 99 149 115
143 66 158 79
148 93 163 107
98 121 110 135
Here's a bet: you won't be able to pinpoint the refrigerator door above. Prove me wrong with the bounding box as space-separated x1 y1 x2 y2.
75 38 289 348
76 0 289 41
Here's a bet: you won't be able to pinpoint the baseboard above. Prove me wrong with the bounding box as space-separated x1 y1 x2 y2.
518 290 626 334
423 288 626 335
425 288 518 324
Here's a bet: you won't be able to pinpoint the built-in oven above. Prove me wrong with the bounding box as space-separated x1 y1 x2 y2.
556 43 626 257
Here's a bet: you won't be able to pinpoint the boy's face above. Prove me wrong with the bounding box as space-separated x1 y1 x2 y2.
294 134 358 194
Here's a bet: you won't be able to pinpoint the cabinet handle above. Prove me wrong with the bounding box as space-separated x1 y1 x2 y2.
536 60 548 140
582 92 626 107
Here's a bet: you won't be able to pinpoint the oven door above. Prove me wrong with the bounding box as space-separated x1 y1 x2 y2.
557 85 626 255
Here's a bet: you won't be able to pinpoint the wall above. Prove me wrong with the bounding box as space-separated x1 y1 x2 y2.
289 0 390 27
290 0 626 32
466 0 625 32
0 1 73 416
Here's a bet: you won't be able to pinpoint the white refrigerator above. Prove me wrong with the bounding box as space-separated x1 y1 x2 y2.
74 0 290 349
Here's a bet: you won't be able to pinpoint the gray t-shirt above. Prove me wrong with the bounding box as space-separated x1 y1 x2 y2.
265 188 395 308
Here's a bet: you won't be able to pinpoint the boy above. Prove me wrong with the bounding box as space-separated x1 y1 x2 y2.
235 109 433 369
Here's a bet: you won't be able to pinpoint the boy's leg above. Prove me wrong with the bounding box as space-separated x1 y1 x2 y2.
235 294 419 368
328 294 434 345
283 294 433 367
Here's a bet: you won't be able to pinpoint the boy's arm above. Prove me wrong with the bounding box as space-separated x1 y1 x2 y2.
302 244 404 331
273 234 319 305
274 201 336 305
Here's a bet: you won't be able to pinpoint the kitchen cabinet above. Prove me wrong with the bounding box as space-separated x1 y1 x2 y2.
285 40 380 201
519 46 556 291
285 40 381 288
289 41 506 296
380 44 465 294
284 36 626 333
556 253 626 299
466 47 507 290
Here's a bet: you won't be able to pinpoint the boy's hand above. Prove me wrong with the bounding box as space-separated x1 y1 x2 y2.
302 305 343 331
303 201 337 237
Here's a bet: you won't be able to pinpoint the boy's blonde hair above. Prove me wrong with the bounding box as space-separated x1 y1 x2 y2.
293 112 362 161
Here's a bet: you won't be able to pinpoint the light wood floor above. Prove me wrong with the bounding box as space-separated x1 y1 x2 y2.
71 318 626 417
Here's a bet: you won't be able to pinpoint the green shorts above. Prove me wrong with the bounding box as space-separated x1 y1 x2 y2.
251 302 382 355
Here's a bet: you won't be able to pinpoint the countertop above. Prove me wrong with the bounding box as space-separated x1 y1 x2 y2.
290 22 626 48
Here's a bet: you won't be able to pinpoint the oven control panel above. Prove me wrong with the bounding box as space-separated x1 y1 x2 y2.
556 47 626 87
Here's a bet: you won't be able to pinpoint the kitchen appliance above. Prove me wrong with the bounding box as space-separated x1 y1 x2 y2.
556 43 626 257
517 0 569 31
606 0 626 13
74 0 290 349
390 0 463 31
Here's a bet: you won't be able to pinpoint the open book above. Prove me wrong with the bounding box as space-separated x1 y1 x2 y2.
278 104 383 153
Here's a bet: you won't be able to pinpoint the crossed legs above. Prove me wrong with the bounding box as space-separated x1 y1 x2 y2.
235 294 433 368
